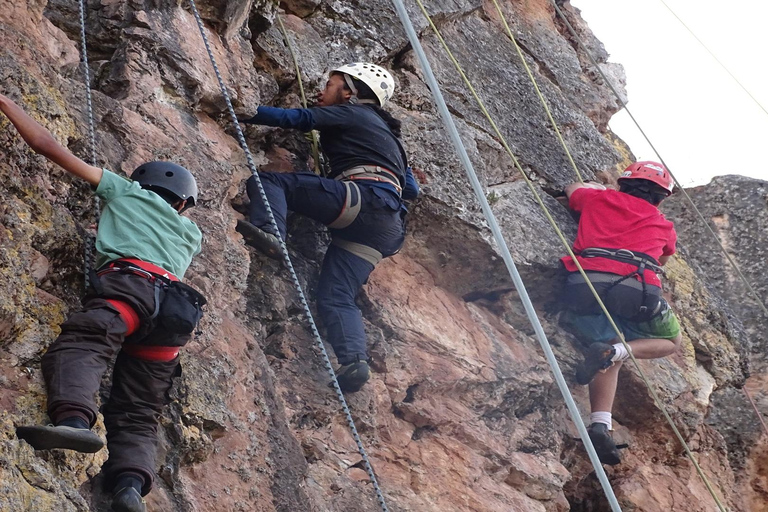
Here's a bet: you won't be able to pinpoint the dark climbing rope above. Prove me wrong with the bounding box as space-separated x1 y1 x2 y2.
77 0 99 290
185 2 389 510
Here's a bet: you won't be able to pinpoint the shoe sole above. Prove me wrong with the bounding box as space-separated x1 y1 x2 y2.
335 364 371 393
235 219 283 260
575 343 616 385
16 425 104 453
588 430 622 465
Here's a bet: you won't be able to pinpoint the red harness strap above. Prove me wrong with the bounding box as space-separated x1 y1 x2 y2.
101 258 181 362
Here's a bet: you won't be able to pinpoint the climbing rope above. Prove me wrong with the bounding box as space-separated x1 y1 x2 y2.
487 0 584 184
743 387 768 437
657 0 768 119
553 0 768 443
77 0 99 290
186 2 389 510
412 1 727 509
394 1 622 510
274 9 324 175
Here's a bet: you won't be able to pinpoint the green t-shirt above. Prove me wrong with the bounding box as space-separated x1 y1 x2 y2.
94 169 202 279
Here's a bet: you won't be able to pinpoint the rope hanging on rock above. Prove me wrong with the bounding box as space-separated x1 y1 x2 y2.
274 8 324 176
487 0 584 184
552 0 768 440
657 0 768 119
393 1 623 510
185 2 389 510
412 1 727 509
76 0 100 290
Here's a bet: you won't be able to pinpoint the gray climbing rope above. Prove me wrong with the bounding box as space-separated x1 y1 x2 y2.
185 2 389 510
390 0 622 510
77 0 99 290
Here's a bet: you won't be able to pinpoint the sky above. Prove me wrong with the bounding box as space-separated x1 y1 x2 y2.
570 0 768 187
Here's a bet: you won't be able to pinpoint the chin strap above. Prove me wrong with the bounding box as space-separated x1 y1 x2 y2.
342 74 376 105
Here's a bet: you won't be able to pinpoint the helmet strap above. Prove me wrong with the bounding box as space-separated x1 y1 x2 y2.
342 74 359 103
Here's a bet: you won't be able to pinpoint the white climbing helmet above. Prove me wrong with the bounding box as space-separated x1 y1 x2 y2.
331 62 395 107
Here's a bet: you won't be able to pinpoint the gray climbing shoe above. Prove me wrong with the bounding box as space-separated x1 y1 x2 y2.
587 422 622 465
335 361 370 393
111 487 146 512
575 342 616 385
16 424 104 453
236 219 283 260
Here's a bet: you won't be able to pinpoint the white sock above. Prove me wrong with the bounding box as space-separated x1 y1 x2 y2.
590 411 612 430
611 342 631 362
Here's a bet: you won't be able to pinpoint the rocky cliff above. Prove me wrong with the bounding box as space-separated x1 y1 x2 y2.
0 0 757 511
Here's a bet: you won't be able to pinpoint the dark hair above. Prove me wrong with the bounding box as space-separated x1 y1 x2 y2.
619 179 669 206
142 185 184 209
341 74 402 138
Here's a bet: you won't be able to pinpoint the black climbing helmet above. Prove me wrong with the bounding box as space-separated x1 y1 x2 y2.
131 161 198 210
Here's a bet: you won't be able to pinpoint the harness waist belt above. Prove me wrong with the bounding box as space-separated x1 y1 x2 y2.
98 258 180 282
335 165 402 196
579 247 664 275
122 344 180 362
331 238 383 266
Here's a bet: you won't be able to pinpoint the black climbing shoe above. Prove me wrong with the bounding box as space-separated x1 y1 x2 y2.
587 422 622 465
575 342 617 385
111 487 146 512
236 219 283 260
16 424 104 453
335 361 370 393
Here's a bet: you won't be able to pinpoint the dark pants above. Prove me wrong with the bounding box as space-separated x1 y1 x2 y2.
246 172 405 364
41 271 186 496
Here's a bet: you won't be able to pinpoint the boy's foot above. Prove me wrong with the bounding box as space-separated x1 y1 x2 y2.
16 424 104 453
235 219 283 260
335 360 370 393
111 487 146 512
575 342 616 385
587 422 622 465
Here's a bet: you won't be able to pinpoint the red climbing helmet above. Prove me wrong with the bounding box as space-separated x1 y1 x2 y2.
618 161 674 195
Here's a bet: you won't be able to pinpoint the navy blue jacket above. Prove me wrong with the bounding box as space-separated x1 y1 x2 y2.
244 104 419 200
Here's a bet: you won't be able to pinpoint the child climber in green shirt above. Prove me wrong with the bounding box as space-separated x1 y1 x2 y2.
0 93 203 512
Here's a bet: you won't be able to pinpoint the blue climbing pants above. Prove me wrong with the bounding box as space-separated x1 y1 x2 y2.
246 172 405 365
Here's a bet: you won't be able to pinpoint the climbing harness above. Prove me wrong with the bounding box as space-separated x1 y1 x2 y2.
274 10 325 176
335 165 403 196
578 248 666 321
391 1 622 510
328 181 362 229
406 1 728 509
552 0 768 441
76 0 99 290
186 2 389 510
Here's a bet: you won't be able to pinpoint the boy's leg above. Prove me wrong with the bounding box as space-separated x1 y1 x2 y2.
316 244 375 392
17 300 126 453
102 350 180 498
245 172 345 239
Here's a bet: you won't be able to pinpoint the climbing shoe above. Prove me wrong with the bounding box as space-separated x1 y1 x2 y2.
236 219 283 260
335 360 370 393
16 424 104 453
587 422 622 465
575 342 616 385
111 487 146 512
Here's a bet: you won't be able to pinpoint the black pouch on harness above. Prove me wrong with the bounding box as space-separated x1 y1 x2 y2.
158 281 207 334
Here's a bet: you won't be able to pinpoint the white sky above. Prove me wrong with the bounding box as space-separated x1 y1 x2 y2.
571 0 768 186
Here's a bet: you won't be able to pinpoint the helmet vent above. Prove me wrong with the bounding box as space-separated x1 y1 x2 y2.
166 171 174 177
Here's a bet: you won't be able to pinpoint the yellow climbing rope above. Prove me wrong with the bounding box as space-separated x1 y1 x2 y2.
488 0 584 184
414 0 727 509
274 9 324 175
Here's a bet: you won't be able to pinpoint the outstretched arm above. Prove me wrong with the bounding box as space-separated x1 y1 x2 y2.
564 181 606 198
0 94 102 186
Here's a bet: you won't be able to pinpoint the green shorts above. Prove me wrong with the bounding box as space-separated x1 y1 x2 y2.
561 307 681 345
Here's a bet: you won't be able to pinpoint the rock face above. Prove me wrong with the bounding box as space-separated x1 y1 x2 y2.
664 175 768 511
0 1 755 511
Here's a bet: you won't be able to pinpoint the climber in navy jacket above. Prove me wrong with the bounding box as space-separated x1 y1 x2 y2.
237 62 419 393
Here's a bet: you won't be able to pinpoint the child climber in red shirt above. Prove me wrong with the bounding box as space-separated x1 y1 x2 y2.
560 161 682 465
